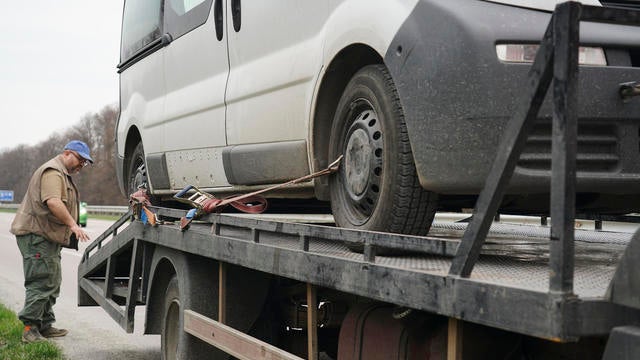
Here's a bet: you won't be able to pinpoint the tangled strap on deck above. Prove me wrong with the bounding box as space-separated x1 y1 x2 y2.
129 189 159 226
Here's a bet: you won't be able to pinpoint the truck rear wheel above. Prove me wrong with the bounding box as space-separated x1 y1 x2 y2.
162 277 180 360
329 65 437 236
161 275 214 360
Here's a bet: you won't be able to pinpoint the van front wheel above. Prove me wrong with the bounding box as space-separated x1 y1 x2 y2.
328 65 437 236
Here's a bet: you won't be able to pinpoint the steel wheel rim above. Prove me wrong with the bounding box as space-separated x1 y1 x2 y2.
128 157 146 194
339 101 383 224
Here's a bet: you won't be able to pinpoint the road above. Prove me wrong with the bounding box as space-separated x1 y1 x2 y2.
0 212 160 360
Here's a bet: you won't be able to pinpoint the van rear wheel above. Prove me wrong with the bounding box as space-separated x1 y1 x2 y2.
328 65 437 237
126 142 148 197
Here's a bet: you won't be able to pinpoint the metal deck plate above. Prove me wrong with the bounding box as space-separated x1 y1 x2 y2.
210 219 631 300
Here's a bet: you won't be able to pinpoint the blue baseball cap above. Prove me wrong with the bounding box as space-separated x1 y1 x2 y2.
64 140 94 164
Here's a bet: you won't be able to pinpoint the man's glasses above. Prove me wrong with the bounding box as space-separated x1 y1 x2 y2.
71 152 90 167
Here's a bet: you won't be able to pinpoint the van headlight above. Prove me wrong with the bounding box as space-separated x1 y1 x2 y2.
496 44 607 66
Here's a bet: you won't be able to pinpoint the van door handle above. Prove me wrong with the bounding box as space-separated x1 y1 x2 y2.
214 0 223 41
231 0 241 32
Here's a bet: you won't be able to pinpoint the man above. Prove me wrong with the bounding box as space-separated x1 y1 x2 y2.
10 140 93 343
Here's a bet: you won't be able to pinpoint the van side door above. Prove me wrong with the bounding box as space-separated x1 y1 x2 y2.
223 2 328 153
161 0 231 190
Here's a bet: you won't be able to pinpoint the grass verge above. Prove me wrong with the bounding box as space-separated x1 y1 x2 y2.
0 303 64 360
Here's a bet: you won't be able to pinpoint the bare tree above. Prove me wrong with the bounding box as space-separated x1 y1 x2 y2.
0 103 126 205
0 145 35 202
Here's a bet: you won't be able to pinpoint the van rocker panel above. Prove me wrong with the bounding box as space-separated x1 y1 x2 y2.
223 140 310 185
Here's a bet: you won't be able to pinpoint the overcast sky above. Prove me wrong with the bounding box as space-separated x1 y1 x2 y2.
0 1 124 151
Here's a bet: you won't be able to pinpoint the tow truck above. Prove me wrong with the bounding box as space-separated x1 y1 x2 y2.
78 4 640 359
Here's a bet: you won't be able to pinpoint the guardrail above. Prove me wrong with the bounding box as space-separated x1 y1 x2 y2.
86 205 129 216
0 203 128 216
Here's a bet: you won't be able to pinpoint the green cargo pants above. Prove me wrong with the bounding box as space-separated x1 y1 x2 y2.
16 234 62 330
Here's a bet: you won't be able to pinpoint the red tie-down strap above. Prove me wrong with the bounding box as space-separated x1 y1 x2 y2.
177 193 268 230
175 156 342 230
202 194 267 214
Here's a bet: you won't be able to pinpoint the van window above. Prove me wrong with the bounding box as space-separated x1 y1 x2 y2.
164 0 213 40
121 0 163 62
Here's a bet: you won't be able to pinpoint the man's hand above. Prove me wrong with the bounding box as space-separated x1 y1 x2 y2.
70 224 90 242
46 198 91 242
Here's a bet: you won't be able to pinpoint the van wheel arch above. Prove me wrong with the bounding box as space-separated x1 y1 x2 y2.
312 44 382 200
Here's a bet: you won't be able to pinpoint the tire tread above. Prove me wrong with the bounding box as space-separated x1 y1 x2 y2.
330 64 437 237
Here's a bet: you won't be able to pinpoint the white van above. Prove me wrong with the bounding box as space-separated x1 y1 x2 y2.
115 0 640 235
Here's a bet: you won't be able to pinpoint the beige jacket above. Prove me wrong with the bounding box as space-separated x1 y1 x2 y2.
10 156 78 245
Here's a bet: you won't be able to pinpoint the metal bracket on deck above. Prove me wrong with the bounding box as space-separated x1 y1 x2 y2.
606 228 640 310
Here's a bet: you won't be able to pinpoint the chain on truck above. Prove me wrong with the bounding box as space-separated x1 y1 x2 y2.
80 2 640 360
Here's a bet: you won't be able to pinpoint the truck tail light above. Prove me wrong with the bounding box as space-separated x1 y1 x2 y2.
496 44 607 66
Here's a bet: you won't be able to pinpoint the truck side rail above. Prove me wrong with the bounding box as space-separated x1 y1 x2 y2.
154 207 460 259
81 209 133 262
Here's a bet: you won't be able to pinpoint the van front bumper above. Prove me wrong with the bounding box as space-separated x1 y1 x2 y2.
385 0 640 196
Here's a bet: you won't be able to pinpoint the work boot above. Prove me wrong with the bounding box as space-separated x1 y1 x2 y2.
40 326 68 338
21 326 47 343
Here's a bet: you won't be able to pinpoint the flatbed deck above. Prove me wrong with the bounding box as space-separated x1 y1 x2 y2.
79 209 639 342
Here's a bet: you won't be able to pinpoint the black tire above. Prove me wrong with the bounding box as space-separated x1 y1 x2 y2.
329 65 437 237
161 276 216 360
126 142 148 197
161 276 181 360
